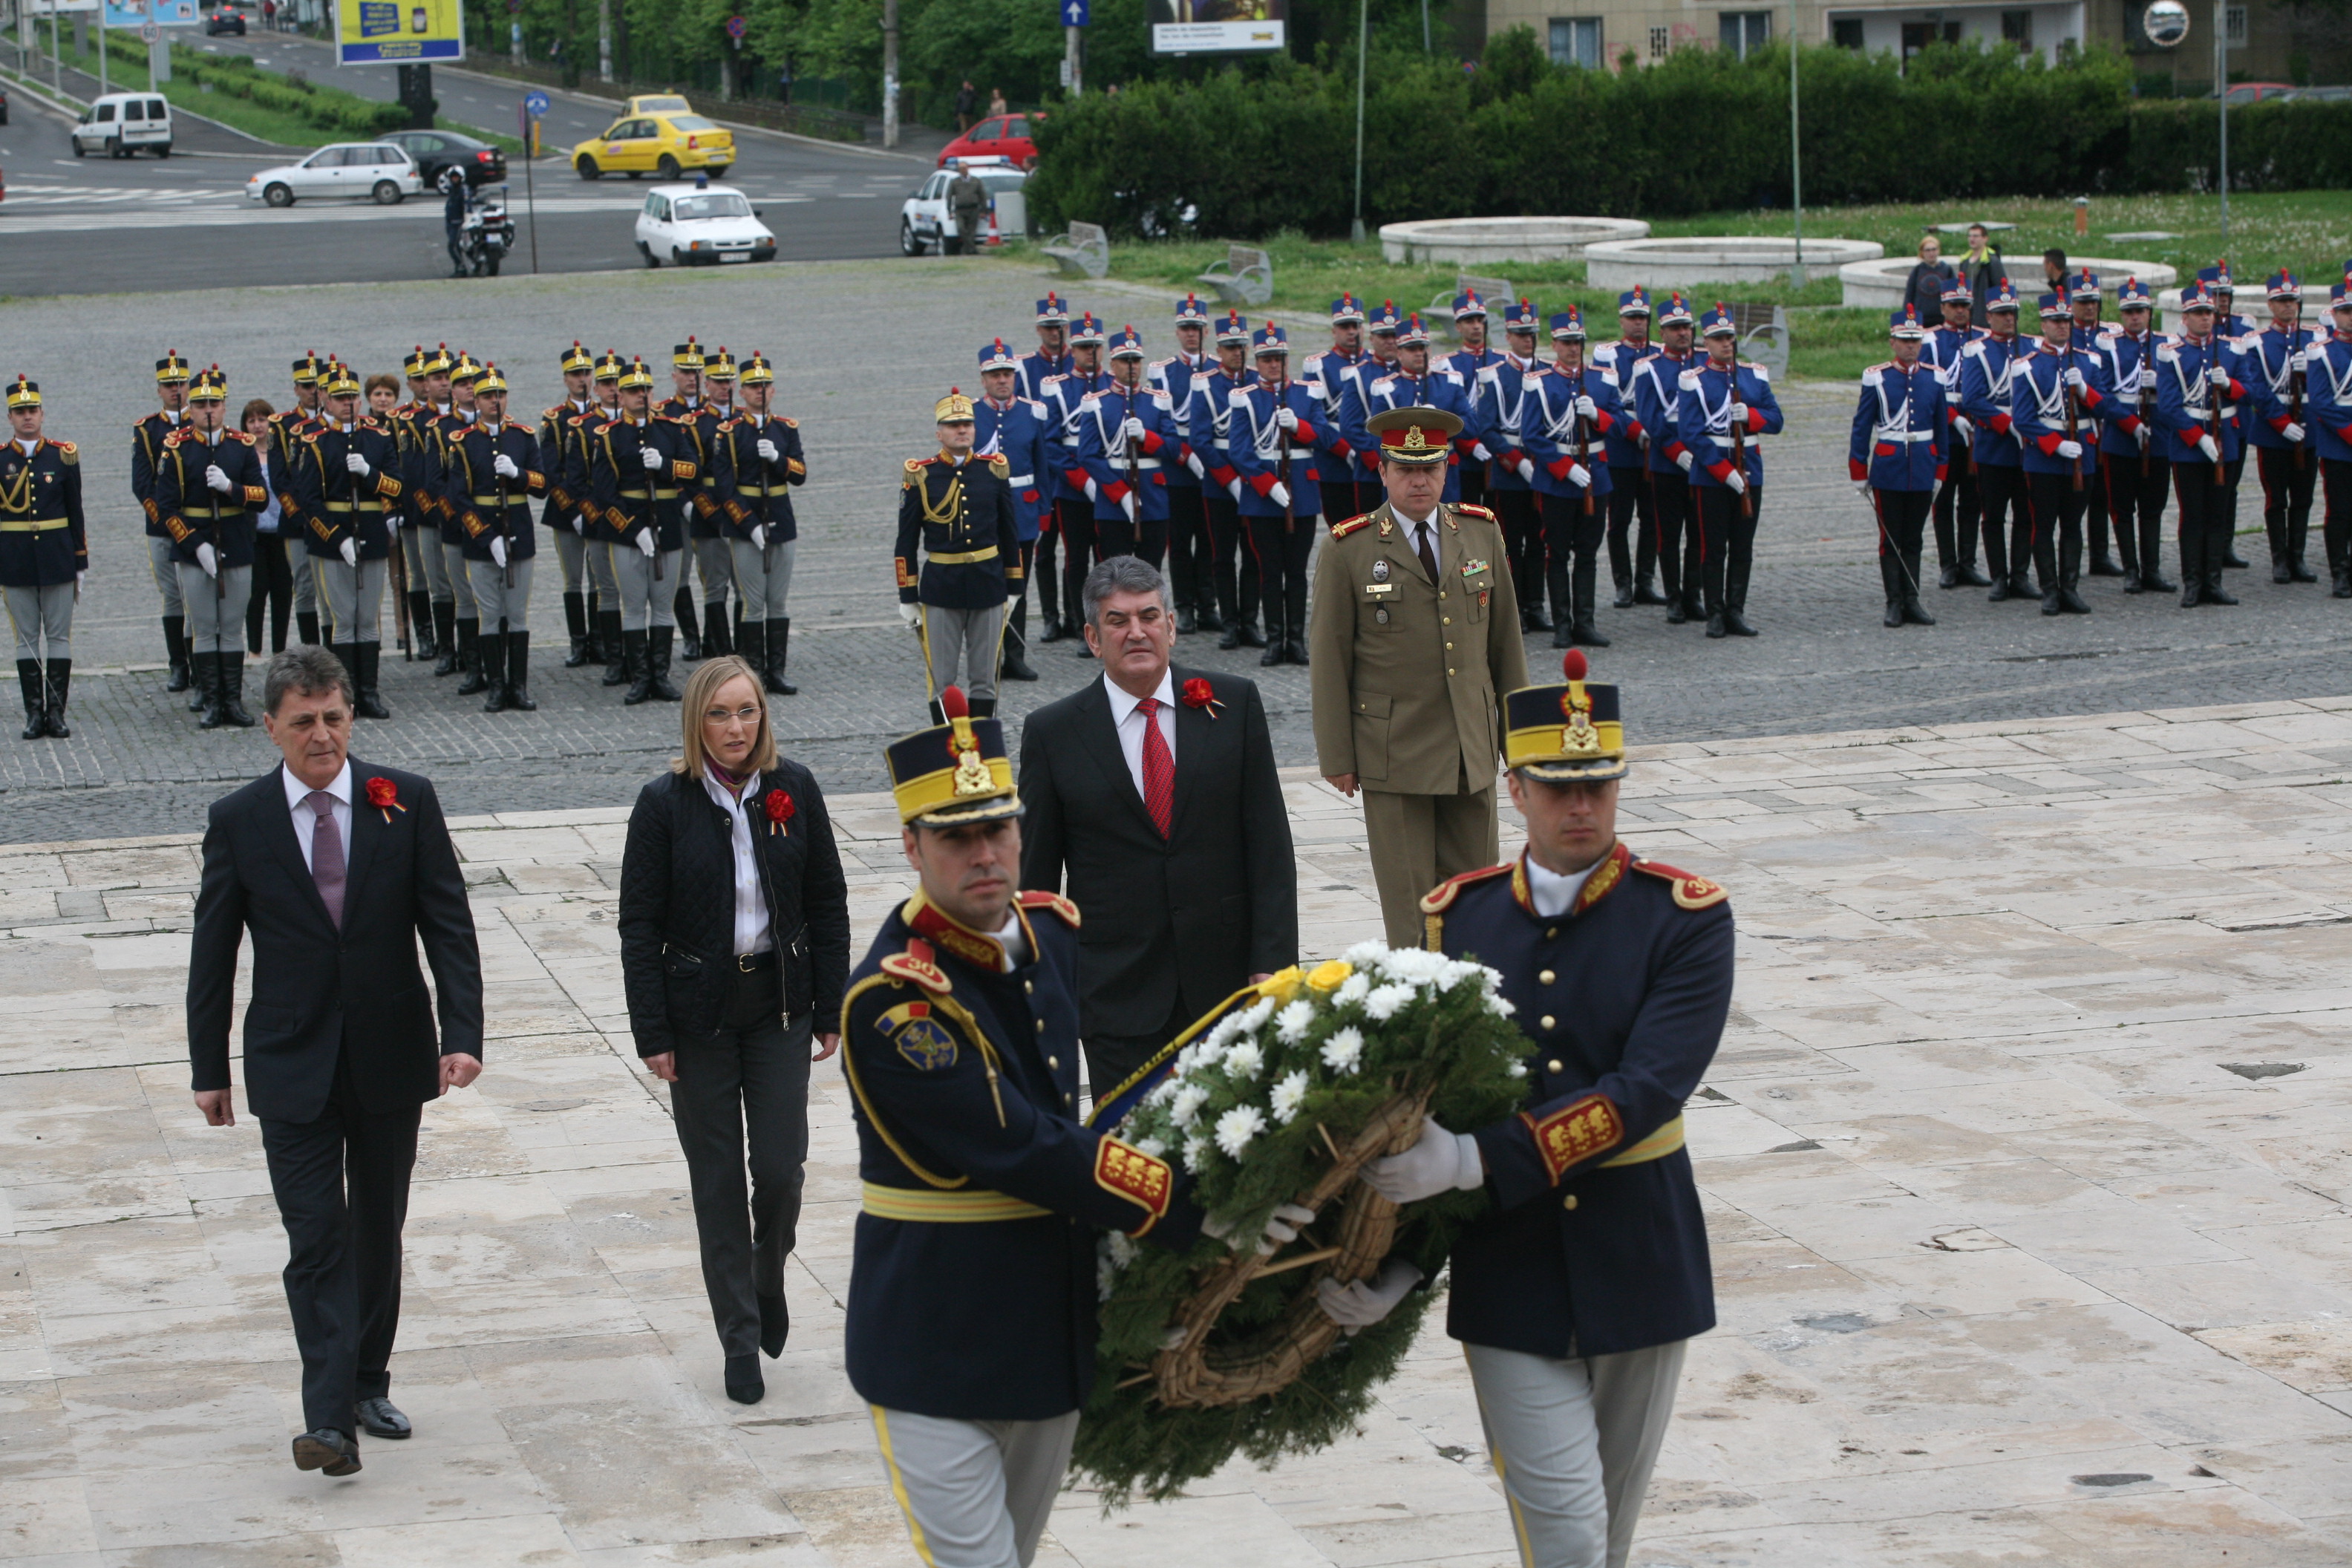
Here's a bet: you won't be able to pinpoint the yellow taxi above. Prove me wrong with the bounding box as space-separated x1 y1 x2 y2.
571 111 734 181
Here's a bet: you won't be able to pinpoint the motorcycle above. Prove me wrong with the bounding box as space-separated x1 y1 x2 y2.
460 188 517 278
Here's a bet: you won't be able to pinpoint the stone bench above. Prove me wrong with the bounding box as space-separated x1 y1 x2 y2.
1198 244 1272 307
1042 220 1109 280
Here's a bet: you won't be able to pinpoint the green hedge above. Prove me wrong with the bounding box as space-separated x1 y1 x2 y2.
1027 36 2351 238
88 28 408 138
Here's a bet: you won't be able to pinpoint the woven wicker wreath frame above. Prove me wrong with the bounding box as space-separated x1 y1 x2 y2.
1147 1082 1435 1409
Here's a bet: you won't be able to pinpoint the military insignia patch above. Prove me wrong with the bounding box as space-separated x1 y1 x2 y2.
1459 557 1490 576
1094 1137 1173 1225
1525 1093 1624 1182
1632 859 1729 909
880 1001 959 1071
879 947 951 993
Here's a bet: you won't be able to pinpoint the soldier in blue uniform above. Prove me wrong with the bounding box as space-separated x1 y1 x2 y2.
537 342 601 668
1675 306 1784 638
1472 298 1551 632
267 353 327 649
396 344 465 676
589 356 696 703
1447 290 1502 514
1019 292 1076 403
156 366 270 729
1334 301 1408 510
2158 282 2253 608
2197 263 2256 571
1590 289 1667 609
846 688 1300 1567
2242 270 2319 584
1303 294 1371 524
442 362 546 713
291 361 405 718
1629 294 1699 625
1520 307 1635 649
974 340 1048 685
1226 324 1330 667
2062 270 2124 579
1348 314 1480 503
1075 327 1181 564
577 351 630 684
722 350 809 694
1959 281 2032 601
2090 278 2175 595
134 349 195 695
2 376 85 740
1848 305 1947 628
1921 277 1991 590
1151 293 1215 633
2315 277 2352 595
1187 310 1264 650
2011 290 2114 615
1037 313 1111 650
900 390 1021 718
1343 647 1732 1568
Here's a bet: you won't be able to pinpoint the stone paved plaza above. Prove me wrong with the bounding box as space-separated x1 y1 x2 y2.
7 700 2352 1566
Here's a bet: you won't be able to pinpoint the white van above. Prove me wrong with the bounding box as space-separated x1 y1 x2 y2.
73 94 174 159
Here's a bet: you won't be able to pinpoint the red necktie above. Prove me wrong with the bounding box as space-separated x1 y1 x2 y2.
1137 697 1173 839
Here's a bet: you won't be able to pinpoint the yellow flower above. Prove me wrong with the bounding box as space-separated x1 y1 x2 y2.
1304 959 1353 993
1254 965 1304 1002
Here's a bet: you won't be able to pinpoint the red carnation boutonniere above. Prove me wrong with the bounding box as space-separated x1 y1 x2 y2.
365 775 406 823
763 788 795 837
1181 676 1224 719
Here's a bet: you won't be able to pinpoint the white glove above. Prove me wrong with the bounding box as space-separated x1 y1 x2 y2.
489 535 507 568
1675 450 1695 472
2196 434 2221 463
2054 440 2083 461
1275 407 1299 433
636 530 657 558
750 523 767 550
339 537 358 567
1316 1258 1425 1335
493 453 520 480
641 445 663 471
2282 422 2307 443
1121 416 1146 441
1725 470 1749 496
1565 462 1592 489
1082 477 1100 503
572 514 586 535
1362 1117 1484 1203
2136 423 2151 448
1854 480 1872 497
1951 416 1973 440
1267 481 1291 509
345 451 370 476
196 542 219 578
1514 457 1536 483
1471 442 1493 462
1729 402 1750 425
1226 479 1243 502
756 438 779 462
1573 394 1597 419
1203 1201 1319 1258
1185 451 1206 480
2207 366 2231 391
897 601 920 628
1636 430 1650 451
76 569 86 593
1120 491 1138 523
2062 367 2086 390
205 463 232 494
2290 350 2308 372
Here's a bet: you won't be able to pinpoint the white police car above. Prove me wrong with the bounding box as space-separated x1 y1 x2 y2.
633 179 777 267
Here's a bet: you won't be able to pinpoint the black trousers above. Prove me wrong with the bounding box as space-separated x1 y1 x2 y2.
1096 507 1167 566
1695 483 1760 613
1205 489 1259 627
258 1051 422 1437
1604 464 1654 589
2223 454 2248 559
2175 454 2235 586
1650 468 1699 609
1976 463 2027 584
1492 489 1543 616
249 533 296 653
2084 443 2113 561
669 964 813 1361
1324 475 1374 525
1057 497 1100 632
1872 486 1932 599
2098 452 2166 578
1035 499 1065 627
2023 468 2086 589
1165 484 1210 612
1933 430 1982 569
2256 444 2317 566
1457 463 1486 513
1084 996 1187 1105
1247 512 1315 639
2324 458 2352 574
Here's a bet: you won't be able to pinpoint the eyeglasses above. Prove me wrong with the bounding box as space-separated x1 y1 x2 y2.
703 705 762 727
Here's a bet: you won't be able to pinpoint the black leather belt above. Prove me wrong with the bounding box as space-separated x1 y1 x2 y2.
733 949 777 973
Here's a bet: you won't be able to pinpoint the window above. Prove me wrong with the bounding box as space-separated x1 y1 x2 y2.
1549 16 1603 67
972 117 1004 141
2001 10 2033 50
669 115 719 131
2224 4 2244 43
147 99 167 118
673 194 751 220
1650 24 1670 56
1832 16 1864 48
1719 10 1771 58
1006 117 1029 137
643 193 664 217
125 100 147 121
97 102 117 122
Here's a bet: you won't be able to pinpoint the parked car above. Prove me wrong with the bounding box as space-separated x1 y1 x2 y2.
0 83 10 126
625 94 693 117
204 4 246 33
634 180 777 267
570 113 733 180
244 142 421 206
2221 82 2297 104
936 112 1044 170
900 161 1026 256
381 129 507 189
71 93 172 157
2284 84 2352 100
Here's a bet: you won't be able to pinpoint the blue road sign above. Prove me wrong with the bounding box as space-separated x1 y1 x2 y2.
523 90 552 118
1063 0 1088 24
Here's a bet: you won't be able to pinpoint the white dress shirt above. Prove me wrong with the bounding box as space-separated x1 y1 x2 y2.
1524 852 1603 918
1102 670 1177 804
1394 506 1443 576
700 770 774 956
281 760 353 875
993 911 1028 972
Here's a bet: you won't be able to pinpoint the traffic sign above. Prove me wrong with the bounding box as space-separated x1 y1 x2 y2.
523 89 551 118
1062 0 1088 24
725 13 747 37
140 21 159 42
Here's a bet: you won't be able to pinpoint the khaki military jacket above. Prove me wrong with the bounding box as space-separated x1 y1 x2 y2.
1310 500 1526 795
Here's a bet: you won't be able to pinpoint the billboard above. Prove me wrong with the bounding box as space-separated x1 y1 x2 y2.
99 0 201 25
1149 0 1284 54
336 0 465 65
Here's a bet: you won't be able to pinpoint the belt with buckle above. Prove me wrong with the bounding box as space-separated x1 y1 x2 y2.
860 1182 1050 1223
929 546 999 565
0 517 70 532
733 949 777 973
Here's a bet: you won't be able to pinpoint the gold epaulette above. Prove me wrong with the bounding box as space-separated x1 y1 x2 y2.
1453 502 1496 520
783 416 799 428
163 428 195 446
1328 512 1375 539
1016 889 1079 928
1632 858 1729 910
987 454 1009 478
1418 861 1512 915
50 440 76 464
301 429 322 443
902 456 933 488
879 949 952 993
225 430 255 445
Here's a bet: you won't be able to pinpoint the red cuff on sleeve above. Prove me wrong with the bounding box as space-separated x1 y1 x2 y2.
1102 480 1131 504
1064 467 1089 491
1546 455 1574 480
1987 414 2013 436
2270 414 2292 434
1745 406 1765 433
1139 431 1165 455
1593 409 1616 435
1662 440 1688 463
1848 457 1868 481
2178 430 2204 451
1249 472 1276 497
1209 464 1238 487
1935 463 1948 482
1705 460 1734 483
2119 415 2142 435
2035 432 2062 456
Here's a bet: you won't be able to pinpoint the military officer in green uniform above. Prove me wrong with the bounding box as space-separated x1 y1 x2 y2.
1310 404 1526 948
897 389 1022 720
2 376 86 740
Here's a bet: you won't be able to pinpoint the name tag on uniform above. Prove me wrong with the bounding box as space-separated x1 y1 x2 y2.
1364 581 1396 597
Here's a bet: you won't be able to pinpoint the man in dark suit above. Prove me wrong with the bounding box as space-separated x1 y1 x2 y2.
1018 556 1298 1094
187 644 483 1478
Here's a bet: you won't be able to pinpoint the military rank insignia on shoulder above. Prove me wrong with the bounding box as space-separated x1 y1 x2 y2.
901 456 933 487
1633 858 1728 910
1454 502 1496 521
879 937 951 992
302 429 323 444
782 416 799 428
988 454 1010 478
1327 513 1376 540
1419 861 1512 915
1017 889 1079 928
51 440 76 463
878 999 958 1071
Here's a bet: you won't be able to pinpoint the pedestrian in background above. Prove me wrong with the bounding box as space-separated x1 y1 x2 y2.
954 79 978 133
1904 234 1955 327
1957 223 2005 327
987 86 1007 117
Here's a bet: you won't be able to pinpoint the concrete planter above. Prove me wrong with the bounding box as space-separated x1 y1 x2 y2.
1584 236 1881 291
1843 256 2176 311
2155 288 2322 337
1377 215 1650 266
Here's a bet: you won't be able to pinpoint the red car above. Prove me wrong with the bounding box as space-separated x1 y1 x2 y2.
938 112 1045 170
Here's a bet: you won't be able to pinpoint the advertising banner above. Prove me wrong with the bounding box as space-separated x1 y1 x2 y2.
336 0 465 65
1149 0 1284 53
100 0 200 25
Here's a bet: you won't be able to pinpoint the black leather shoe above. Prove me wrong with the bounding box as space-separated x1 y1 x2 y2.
1283 636 1310 667
1234 621 1267 649
293 1428 361 1475
1258 640 1283 667
1610 584 1635 609
1987 578 2011 603
1632 581 1669 606
2292 560 2319 584
2223 547 2249 569
2059 588 2093 615
725 1353 765 1405
760 1293 789 1359
1956 564 1993 587
1901 596 1936 627
2143 571 2178 594
1705 612 1727 638
2273 558 2294 584
1036 618 1069 644
1883 598 1904 628
2088 554 2124 577
2204 578 2239 606
1665 600 1688 625
1722 609 1757 637
2040 589 2063 616
355 1397 411 1439
1216 623 1243 650
1175 605 1198 635
2335 572 2352 599
2122 574 2146 595
1938 565 1961 589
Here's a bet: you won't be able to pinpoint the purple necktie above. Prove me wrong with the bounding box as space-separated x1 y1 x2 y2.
307 791 345 927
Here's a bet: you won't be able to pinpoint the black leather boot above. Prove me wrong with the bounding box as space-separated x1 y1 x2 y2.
1258 600 1284 667
1546 560 1572 648
1000 601 1036 682
621 630 653 705
601 611 629 686
42 659 70 738
1880 557 1904 628
432 601 460 676
1632 574 1668 607
702 602 731 659
2059 537 2093 614
1722 556 1758 636
333 643 363 710
163 617 191 693
455 618 488 696
297 610 322 649
1570 560 1610 647
218 654 255 728
1901 550 1936 625
737 620 766 686
356 642 391 719
17 660 45 740
767 618 798 695
647 626 683 700
674 589 702 662
2222 543 2249 569
408 590 437 659
562 591 591 667
194 653 227 730
2204 569 2238 606
479 631 510 713
506 632 536 711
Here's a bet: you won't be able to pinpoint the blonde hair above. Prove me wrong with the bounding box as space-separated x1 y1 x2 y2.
671 656 777 780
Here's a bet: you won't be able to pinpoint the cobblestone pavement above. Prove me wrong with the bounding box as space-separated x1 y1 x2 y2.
3 264 2339 843
7 701 2352 1565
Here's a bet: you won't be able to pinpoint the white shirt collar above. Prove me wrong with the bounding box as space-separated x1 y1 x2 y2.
1394 506 1440 537
1103 667 1176 723
994 910 1029 970
699 767 760 807
281 758 353 813
15 438 36 457
1524 852 1603 919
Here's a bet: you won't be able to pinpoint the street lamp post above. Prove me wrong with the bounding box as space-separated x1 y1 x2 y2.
1788 0 1805 290
2212 0 2229 248
1350 0 1368 244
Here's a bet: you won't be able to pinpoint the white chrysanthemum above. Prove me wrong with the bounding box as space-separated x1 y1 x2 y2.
1334 972 1371 1007
1484 993 1517 1017
1380 947 1448 986
1144 1077 1179 1108
1108 1230 1139 1267
1507 1059 1528 1077
1322 1026 1365 1074
1223 1039 1265 1081
1343 938 1389 967
1135 1134 1169 1158
1171 1082 1210 1128
1205 1013 1244 1050
1182 1133 1212 1172
1274 999 1315 1045
1362 982 1415 1021
1240 997 1276 1030
1214 1103 1267 1159
1097 1252 1119 1301
1270 1069 1310 1124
